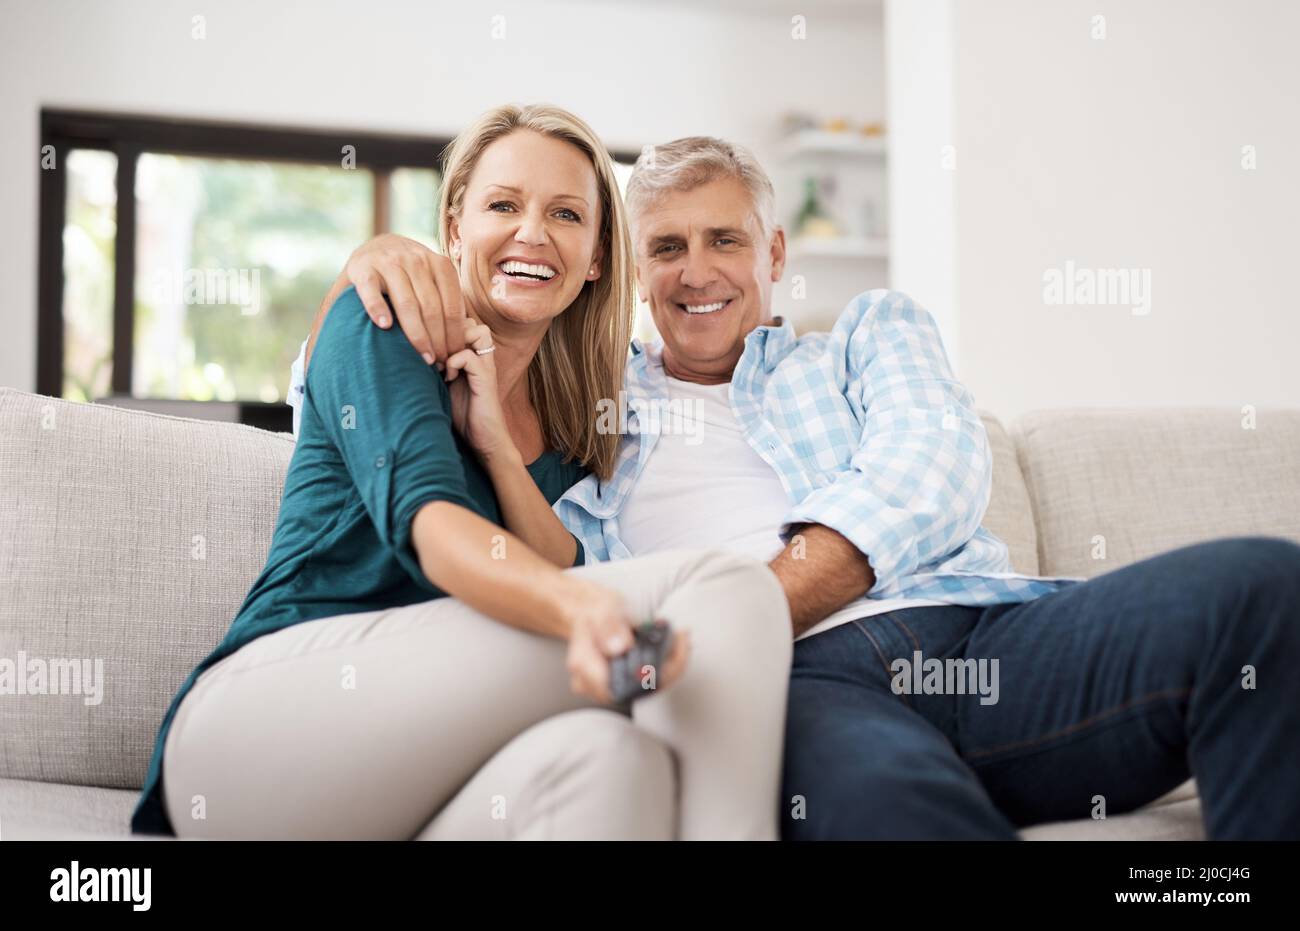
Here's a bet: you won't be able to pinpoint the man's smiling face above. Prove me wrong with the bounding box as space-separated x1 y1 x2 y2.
634 176 786 384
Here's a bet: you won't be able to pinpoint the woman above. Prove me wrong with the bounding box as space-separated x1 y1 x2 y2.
130 104 791 841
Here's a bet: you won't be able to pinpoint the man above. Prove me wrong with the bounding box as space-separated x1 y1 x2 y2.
293 136 1300 840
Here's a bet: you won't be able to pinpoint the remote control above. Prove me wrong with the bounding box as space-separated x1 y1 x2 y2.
609 619 673 704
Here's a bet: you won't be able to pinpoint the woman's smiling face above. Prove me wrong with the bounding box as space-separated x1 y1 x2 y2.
449 129 604 329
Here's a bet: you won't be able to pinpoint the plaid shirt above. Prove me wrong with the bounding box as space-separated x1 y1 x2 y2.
555 289 1084 605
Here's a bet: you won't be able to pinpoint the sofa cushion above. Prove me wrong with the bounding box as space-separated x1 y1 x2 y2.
0 772 1201 841
1014 408 1300 577
0 776 143 839
978 411 1039 575
0 388 293 789
1018 779 1203 840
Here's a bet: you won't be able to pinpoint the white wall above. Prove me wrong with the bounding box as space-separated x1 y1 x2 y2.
0 0 884 392
885 0 956 358
891 0 1299 420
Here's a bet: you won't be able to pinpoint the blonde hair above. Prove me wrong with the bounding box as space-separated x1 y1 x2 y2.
624 135 776 240
438 104 634 481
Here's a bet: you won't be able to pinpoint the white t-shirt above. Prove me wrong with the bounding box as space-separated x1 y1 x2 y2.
619 376 946 641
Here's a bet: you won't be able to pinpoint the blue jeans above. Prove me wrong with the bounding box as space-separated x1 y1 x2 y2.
781 536 1300 840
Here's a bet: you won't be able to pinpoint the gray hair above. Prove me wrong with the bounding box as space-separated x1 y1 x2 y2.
624 136 776 242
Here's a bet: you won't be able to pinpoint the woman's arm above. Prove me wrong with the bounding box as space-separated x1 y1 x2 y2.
412 500 578 637
480 448 579 568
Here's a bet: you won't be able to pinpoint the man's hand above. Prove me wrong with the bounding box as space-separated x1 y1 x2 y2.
768 523 877 638
304 234 466 372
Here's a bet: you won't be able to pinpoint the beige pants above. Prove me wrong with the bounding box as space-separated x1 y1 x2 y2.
162 549 791 840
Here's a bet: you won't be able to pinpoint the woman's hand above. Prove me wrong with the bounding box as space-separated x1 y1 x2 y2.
559 578 692 705
445 318 514 463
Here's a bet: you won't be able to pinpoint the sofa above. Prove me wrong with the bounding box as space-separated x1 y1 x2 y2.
2 385 1298 840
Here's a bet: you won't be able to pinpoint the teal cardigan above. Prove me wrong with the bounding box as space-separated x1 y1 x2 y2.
131 287 586 835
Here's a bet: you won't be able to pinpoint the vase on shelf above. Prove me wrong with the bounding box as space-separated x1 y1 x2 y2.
793 176 841 239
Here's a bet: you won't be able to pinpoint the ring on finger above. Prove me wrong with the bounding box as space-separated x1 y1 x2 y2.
475 345 495 355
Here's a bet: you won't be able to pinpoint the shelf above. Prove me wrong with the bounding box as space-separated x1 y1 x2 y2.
788 236 889 259
781 130 887 160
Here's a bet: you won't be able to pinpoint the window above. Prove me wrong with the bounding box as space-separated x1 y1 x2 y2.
132 154 374 403
38 111 450 430
61 149 117 402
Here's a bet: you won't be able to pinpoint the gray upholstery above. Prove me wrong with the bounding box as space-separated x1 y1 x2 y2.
5 386 1294 840
0 388 292 792
1014 408 1300 578
979 412 1039 575
0 777 142 840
